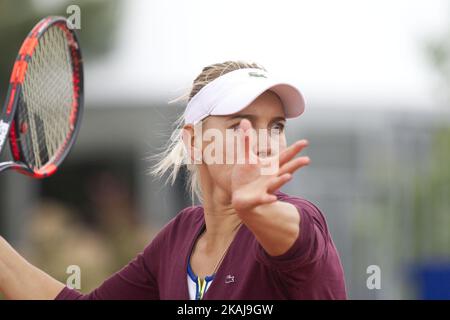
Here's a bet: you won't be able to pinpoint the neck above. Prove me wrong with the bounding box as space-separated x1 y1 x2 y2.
199 168 242 251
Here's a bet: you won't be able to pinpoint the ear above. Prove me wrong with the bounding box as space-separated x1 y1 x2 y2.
182 124 202 164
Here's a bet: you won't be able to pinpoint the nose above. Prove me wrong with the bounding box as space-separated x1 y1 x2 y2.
255 131 273 158
257 148 271 158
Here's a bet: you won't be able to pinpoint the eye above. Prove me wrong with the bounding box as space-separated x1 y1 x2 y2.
228 123 241 131
271 122 285 132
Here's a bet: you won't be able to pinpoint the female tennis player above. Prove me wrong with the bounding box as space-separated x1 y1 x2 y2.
0 61 347 300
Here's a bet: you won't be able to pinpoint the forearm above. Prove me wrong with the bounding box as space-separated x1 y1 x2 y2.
237 201 300 256
0 236 65 300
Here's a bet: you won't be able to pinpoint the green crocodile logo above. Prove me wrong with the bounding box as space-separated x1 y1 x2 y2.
248 71 267 78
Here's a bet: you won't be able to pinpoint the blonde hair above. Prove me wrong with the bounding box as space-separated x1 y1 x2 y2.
150 61 266 204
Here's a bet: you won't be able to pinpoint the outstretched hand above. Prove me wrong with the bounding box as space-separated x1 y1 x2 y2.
231 119 310 213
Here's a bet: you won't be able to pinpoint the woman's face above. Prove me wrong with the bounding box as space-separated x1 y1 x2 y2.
185 90 288 194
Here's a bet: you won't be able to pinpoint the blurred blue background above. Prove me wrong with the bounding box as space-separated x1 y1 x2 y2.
0 0 449 299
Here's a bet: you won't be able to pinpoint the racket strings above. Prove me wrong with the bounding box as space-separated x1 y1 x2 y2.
18 25 74 170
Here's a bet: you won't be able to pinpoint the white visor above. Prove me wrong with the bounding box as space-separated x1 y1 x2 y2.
184 68 305 125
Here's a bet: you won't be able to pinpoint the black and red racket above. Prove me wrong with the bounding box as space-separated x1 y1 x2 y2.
0 16 83 178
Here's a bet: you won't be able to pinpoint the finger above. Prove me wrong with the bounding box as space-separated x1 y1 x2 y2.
236 125 247 164
267 173 292 193
260 193 278 204
238 119 257 164
278 156 310 176
233 192 269 212
239 118 252 132
279 139 308 166
244 129 250 162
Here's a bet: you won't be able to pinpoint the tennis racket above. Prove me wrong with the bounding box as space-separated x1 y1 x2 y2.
0 16 83 178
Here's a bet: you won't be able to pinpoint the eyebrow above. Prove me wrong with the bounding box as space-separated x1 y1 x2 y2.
227 114 257 121
270 116 287 123
227 114 286 123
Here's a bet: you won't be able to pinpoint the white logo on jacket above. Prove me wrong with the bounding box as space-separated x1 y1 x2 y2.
225 274 235 284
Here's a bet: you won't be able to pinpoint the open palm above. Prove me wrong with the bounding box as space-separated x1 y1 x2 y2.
231 119 310 212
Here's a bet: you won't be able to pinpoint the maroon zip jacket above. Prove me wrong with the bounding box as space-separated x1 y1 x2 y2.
55 191 347 300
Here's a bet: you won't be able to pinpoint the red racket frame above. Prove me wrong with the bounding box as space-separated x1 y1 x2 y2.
0 16 83 178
